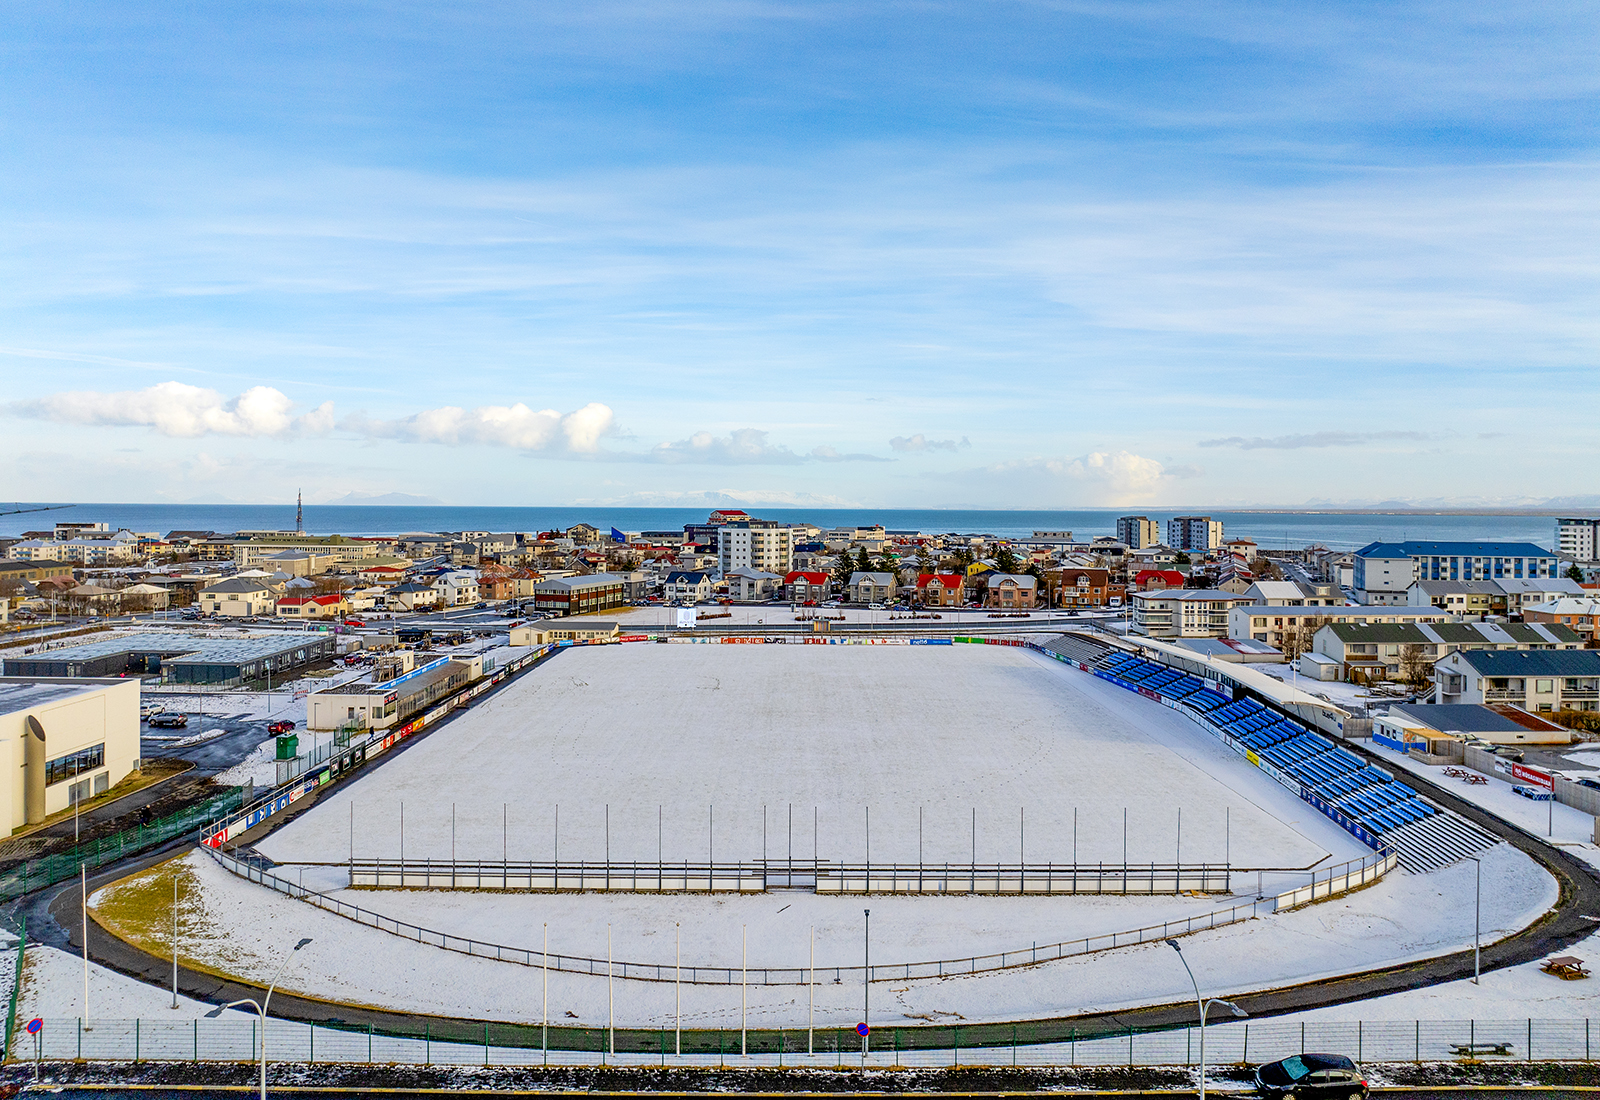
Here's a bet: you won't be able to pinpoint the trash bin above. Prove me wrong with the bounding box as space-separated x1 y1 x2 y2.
275 733 299 760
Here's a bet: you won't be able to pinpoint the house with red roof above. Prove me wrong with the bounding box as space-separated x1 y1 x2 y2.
275 593 350 619
1132 569 1186 592
916 573 967 607
784 570 831 602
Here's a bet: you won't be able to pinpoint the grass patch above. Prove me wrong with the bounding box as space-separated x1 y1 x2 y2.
88 855 269 985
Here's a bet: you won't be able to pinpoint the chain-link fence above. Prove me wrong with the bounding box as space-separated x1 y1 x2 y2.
0 788 243 905
13 1016 1599 1067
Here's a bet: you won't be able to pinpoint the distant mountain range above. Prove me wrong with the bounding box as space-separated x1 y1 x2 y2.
317 492 447 507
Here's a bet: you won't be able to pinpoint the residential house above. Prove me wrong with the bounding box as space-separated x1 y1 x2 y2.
1353 540 1559 604
848 572 896 605
1243 580 1345 607
1132 569 1185 592
725 567 783 601
385 581 438 611
276 593 350 619
1054 568 1121 608
435 571 481 606
915 573 965 607
1127 546 1179 569
1433 649 1600 713
1522 598 1600 645
663 571 713 604
1312 621 1583 683
1406 580 1507 618
981 573 1037 609
1132 590 1253 638
1496 578 1589 619
784 571 832 602
197 577 277 617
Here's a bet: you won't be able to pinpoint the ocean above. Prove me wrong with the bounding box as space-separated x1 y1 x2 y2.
0 503 1573 551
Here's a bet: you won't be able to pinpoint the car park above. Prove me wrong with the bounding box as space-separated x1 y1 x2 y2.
1254 1053 1367 1098
148 713 189 729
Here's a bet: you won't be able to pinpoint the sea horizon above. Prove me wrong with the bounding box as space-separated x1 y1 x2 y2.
0 501 1576 551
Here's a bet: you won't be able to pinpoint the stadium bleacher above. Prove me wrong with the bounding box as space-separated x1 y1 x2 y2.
1089 650 1445 846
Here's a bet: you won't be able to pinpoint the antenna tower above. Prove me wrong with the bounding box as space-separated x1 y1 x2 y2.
296 489 304 534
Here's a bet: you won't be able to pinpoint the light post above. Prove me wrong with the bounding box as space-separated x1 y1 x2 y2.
204 937 312 1100
1468 855 1481 983
1165 939 1246 1100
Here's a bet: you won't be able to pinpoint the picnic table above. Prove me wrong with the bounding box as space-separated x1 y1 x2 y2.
1541 956 1590 980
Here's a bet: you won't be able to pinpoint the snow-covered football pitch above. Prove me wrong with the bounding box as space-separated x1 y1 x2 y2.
261 642 1365 872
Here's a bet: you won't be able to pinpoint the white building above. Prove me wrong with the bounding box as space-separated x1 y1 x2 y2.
0 677 141 827
1132 589 1252 638
1555 517 1600 562
717 521 793 575
663 571 713 604
724 567 783 601
435 571 481 606
198 577 278 617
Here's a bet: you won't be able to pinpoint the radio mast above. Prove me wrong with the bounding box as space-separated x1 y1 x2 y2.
296 489 304 534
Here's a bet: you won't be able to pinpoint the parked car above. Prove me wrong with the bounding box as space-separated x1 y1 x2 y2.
1576 778 1600 793
1255 1053 1368 1098
267 720 295 734
148 713 188 729
139 703 165 718
343 618 365 627
1512 784 1552 802
1493 747 1526 762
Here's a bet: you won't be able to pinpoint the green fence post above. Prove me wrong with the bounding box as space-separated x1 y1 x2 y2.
3 913 27 1059
309 1021 314 1064
193 1017 197 1061
135 1018 139 1063
953 1024 959 1067
425 1019 430 1065
484 1021 489 1066
1012 1024 1017 1066
368 1022 373 1064
1528 1018 1532 1062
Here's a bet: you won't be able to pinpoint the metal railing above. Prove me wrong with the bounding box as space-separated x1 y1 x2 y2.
346 858 1233 896
210 846 1268 986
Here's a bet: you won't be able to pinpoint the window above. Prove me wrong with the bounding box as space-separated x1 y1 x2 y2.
46 742 105 787
1536 679 1554 693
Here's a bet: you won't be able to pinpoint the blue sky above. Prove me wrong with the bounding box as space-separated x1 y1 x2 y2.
1 1 1596 509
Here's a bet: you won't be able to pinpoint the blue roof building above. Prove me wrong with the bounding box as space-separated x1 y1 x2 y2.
1353 540 1558 605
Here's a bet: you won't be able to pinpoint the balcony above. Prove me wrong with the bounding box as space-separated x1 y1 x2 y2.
1484 689 1526 702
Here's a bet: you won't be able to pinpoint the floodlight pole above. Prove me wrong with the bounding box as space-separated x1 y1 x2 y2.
1469 855 1481 983
1166 939 1245 1100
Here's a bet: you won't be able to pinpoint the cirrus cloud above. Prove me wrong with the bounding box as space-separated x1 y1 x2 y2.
1198 431 1429 450
890 434 971 453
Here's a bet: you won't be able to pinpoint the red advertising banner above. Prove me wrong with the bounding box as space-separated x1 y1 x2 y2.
1512 762 1554 790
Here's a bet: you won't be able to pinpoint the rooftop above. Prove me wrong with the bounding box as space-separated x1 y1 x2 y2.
0 678 110 712
1448 649 1600 676
1355 540 1555 558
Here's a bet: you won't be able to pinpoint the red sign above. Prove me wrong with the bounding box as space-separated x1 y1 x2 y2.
1512 762 1553 790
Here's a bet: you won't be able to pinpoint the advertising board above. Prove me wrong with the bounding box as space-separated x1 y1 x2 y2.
1512 762 1554 790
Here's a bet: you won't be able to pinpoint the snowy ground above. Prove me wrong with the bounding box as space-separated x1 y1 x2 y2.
80 842 1554 1030
259 644 1366 871
214 736 283 788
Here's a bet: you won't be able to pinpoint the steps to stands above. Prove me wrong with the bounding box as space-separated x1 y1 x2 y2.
1083 649 1495 873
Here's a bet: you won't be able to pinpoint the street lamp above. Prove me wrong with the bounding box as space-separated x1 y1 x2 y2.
204 937 312 1100
1166 939 1246 1100
1468 855 1481 983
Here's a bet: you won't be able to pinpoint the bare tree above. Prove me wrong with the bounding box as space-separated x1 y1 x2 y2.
1248 556 1283 581
1281 615 1331 662
1399 643 1434 689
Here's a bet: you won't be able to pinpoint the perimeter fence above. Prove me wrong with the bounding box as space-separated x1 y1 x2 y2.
12 1016 1600 1067
0 788 243 905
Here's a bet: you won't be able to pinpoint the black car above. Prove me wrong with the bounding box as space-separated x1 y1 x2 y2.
1255 1053 1367 1098
147 713 189 729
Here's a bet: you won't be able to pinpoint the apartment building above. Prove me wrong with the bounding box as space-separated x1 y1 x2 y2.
1231 604 1446 648
1555 518 1600 562
1352 541 1559 604
1433 649 1600 713
1313 621 1582 682
1132 589 1252 638
1166 516 1223 552
1116 516 1161 549
1523 598 1600 644
718 521 793 575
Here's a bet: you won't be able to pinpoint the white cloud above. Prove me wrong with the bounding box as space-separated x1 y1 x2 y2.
1199 431 1428 450
889 434 970 453
646 429 887 465
994 449 1196 503
7 381 332 438
342 401 615 454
